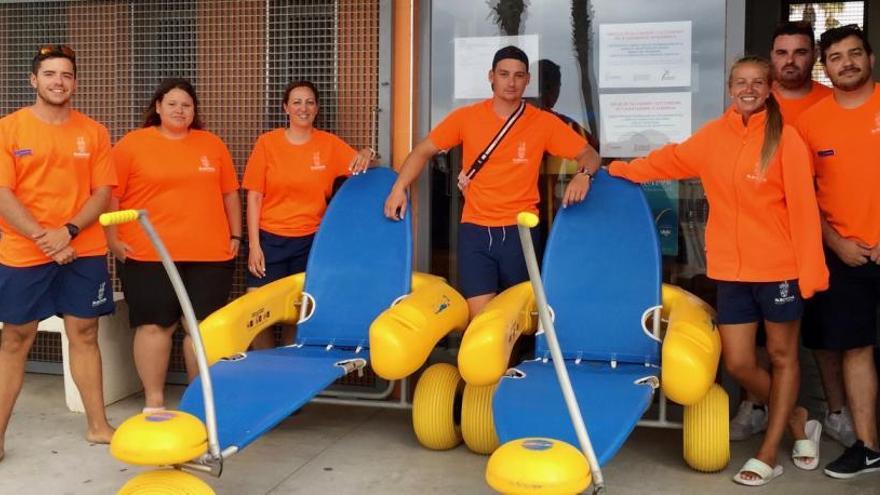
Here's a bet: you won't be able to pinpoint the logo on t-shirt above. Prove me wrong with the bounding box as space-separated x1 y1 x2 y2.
871 112 880 134
13 148 32 157
774 281 796 305
512 141 529 164
73 137 90 158
310 151 326 171
198 155 216 172
817 149 835 157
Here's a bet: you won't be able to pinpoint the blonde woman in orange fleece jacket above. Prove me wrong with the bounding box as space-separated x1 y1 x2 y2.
606 56 828 486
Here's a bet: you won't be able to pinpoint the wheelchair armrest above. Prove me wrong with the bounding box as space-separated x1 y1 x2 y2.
200 273 305 365
370 272 468 380
660 283 721 405
459 282 538 386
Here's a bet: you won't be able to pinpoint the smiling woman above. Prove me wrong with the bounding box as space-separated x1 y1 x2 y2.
604 55 829 486
242 79 375 349
104 78 242 413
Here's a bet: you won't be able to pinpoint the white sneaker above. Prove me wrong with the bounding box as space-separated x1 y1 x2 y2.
824 407 857 448
730 400 768 441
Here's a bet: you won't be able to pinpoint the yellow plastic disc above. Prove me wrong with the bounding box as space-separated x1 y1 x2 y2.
110 410 208 466
117 469 215 495
486 438 590 495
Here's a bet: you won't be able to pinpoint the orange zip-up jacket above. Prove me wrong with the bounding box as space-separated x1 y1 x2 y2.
608 107 828 298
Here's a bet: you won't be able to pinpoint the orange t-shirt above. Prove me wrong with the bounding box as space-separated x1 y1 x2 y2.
0 108 116 267
609 107 828 298
242 129 354 237
112 127 239 261
429 99 587 226
774 81 832 124
796 83 880 246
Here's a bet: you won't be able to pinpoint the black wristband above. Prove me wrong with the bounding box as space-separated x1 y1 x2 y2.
64 223 81 239
230 235 242 241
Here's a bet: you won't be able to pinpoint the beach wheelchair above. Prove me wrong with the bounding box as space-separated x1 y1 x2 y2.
412 171 730 493
103 168 469 493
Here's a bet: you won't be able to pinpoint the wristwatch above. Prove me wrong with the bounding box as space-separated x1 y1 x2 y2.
64 223 81 239
578 168 595 181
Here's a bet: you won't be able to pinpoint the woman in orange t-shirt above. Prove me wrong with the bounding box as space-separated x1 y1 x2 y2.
106 78 241 412
606 57 827 485
242 80 373 348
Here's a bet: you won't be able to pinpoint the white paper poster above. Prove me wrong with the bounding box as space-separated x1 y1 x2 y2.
454 35 539 99
599 92 691 157
599 21 692 89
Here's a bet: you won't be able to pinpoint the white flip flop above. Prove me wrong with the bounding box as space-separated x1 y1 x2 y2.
792 419 822 470
733 458 784 486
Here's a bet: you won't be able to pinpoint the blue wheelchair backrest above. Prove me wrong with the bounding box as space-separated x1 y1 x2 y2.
538 170 662 366
295 167 412 348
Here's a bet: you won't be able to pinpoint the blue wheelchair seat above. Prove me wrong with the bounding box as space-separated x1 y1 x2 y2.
492 170 662 464
180 167 411 451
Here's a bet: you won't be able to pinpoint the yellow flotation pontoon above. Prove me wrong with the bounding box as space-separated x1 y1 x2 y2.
370 273 468 380
458 281 537 386
456 282 720 401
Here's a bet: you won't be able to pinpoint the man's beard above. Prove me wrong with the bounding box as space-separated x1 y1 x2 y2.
830 66 872 91
774 65 811 90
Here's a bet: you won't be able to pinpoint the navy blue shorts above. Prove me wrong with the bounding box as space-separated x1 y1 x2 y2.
457 222 542 299
247 230 314 288
0 256 115 325
802 249 880 350
715 279 804 325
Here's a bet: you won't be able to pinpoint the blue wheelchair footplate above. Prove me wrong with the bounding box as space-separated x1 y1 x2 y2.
492 359 658 466
179 346 366 451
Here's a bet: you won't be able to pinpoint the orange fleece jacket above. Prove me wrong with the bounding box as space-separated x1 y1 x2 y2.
609 107 828 298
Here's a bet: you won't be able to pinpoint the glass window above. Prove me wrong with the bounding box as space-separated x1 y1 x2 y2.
787 1 866 86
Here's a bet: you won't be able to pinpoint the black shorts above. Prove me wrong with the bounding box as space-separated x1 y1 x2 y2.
802 249 880 351
715 279 804 325
118 259 234 328
457 223 542 299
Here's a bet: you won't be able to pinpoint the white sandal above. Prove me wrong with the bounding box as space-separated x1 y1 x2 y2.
733 458 784 486
792 419 822 470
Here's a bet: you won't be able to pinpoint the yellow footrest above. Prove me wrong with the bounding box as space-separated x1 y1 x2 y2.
486 438 590 494
111 410 208 466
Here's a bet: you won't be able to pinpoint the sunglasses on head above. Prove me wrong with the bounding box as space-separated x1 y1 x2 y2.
37 44 75 59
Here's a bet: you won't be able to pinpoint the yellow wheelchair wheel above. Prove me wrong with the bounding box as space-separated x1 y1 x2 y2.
412 363 463 450
117 469 215 495
683 383 730 472
461 383 499 454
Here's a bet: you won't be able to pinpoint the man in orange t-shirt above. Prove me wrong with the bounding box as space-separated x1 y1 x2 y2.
0 45 116 460
771 21 832 124
384 46 599 318
796 25 880 478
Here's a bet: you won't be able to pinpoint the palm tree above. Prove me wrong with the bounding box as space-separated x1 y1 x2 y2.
487 0 528 35
571 0 598 144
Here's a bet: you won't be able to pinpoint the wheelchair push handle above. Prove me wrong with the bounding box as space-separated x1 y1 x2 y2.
516 210 606 493
99 209 142 226
516 211 539 228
